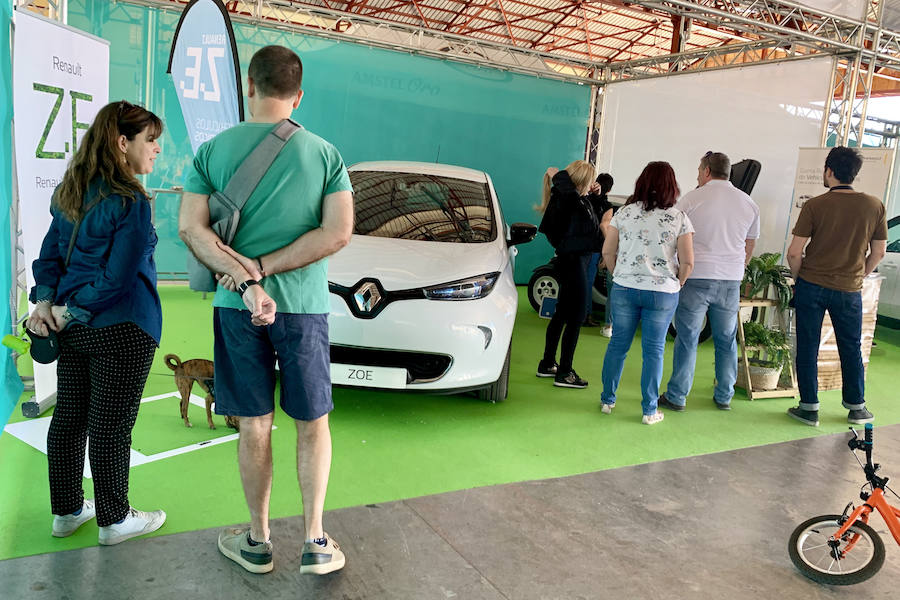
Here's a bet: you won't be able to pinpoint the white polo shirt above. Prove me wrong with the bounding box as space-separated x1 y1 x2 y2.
676 179 760 281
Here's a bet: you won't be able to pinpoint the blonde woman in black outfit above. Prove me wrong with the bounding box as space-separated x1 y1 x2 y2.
536 160 602 388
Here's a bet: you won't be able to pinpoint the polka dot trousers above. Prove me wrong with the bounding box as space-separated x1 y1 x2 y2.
48 322 156 527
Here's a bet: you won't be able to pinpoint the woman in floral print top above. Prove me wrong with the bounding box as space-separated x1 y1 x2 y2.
599 162 694 425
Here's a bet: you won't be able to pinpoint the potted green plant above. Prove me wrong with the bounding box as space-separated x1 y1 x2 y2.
739 321 790 390
742 252 793 310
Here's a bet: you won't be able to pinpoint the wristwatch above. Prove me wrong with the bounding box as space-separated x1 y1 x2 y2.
237 279 260 297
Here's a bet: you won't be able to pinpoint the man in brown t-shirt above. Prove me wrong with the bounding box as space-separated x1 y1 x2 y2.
785 146 888 427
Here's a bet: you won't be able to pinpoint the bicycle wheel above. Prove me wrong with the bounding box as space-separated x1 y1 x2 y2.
788 514 885 585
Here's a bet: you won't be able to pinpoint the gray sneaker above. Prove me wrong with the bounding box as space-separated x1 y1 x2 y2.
300 532 345 575
217 527 274 574
848 408 874 424
52 499 95 537
787 406 819 427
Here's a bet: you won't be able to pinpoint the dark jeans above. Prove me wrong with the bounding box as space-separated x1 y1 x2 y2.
585 252 601 316
543 253 591 373
794 278 866 412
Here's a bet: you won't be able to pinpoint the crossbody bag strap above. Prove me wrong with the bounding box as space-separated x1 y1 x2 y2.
219 118 303 213
64 196 104 268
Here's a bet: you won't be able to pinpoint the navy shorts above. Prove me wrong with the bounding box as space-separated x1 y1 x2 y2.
213 308 333 421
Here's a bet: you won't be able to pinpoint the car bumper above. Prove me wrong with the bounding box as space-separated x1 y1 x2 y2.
328 284 516 390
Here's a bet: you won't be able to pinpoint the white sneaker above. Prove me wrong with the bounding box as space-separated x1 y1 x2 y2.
600 403 614 414
642 412 665 425
600 325 613 338
52 499 96 537
98 507 166 545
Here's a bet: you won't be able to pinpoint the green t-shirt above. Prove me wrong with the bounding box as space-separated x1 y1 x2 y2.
183 122 352 314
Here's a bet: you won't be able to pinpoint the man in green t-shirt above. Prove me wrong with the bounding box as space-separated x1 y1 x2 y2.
179 45 353 575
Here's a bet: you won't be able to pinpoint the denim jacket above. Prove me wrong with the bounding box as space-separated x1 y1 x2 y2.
29 180 162 344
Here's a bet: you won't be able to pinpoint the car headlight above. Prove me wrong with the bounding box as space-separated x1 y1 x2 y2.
423 272 500 300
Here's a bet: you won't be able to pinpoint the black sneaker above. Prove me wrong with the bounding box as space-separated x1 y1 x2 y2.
657 393 685 412
848 408 874 424
713 398 731 411
536 360 558 378
787 406 819 427
554 371 588 389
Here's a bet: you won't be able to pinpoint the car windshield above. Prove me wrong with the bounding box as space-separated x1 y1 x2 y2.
349 170 496 243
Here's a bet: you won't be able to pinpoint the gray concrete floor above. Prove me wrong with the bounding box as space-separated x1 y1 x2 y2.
4 426 900 599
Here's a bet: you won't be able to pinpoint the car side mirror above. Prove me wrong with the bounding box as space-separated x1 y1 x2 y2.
508 222 537 246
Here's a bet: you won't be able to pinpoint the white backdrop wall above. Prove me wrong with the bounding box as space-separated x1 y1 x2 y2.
798 0 867 20
597 57 832 255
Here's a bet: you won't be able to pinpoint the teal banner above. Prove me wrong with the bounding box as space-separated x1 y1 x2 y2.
1 0 24 430
67 0 589 282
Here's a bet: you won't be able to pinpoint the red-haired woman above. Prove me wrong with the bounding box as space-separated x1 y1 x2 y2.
599 162 694 424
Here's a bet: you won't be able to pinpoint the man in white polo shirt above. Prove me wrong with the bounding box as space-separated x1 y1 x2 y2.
659 152 760 411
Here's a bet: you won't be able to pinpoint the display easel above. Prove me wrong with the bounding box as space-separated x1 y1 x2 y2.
735 298 799 400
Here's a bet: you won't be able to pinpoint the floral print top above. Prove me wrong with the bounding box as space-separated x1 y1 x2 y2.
609 203 694 294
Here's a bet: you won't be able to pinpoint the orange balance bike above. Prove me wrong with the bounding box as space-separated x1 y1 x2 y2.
789 423 900 584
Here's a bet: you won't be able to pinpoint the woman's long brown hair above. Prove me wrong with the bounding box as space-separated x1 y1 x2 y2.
53 100 163 221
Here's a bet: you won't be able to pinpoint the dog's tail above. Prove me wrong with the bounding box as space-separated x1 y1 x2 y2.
164 354 182 371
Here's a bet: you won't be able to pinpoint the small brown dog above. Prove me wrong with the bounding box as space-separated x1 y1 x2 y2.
164 354 238 431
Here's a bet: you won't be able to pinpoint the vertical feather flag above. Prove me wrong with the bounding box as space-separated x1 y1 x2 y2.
167 0 243 154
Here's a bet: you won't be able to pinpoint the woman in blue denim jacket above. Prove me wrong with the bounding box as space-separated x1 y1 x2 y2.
26 101 167 545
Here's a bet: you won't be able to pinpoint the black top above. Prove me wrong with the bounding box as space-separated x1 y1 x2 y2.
538 170 607 255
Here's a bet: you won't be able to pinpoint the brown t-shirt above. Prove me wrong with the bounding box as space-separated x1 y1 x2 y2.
793 190 887 292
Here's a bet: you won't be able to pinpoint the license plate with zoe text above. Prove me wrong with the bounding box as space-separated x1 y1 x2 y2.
330 364 407 388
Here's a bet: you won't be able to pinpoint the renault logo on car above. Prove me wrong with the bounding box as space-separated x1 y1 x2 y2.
353 281 382 313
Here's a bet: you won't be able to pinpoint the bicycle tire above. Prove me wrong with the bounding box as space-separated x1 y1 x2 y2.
788 514 885 585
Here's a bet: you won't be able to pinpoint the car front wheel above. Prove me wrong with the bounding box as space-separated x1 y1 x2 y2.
478 344 510 402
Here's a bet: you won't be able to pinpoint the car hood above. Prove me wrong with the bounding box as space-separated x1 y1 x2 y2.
328 235 507 289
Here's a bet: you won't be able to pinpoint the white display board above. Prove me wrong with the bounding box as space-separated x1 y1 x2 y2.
12 10 109 404
786 147 895 250
598 57 832 255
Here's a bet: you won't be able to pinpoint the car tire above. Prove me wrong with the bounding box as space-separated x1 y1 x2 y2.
478 344 510 402
527 266 560 312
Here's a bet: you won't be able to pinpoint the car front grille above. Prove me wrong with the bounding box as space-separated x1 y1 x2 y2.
330 345 452 384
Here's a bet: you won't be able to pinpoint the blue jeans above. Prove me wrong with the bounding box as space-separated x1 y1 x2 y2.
604 270 614 325
794 278 865 412
665 279 740 407
601 284 679 415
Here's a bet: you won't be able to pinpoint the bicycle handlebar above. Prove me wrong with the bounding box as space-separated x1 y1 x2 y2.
849 424 876 474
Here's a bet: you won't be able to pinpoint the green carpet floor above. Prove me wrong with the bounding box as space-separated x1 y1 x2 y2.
2 284 899 561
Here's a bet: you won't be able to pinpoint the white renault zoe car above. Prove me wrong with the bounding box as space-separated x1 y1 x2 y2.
327 161 536 401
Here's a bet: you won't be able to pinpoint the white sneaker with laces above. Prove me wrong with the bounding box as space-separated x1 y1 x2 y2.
642 412 665 425
600 403 614 414
98 507 166 545
52 499 96 537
